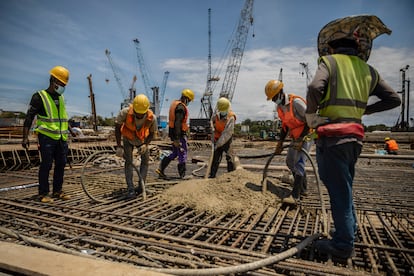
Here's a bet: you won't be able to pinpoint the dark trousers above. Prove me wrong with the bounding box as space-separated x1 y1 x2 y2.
316 140 361 251
209 139 235 178
38 134 68 196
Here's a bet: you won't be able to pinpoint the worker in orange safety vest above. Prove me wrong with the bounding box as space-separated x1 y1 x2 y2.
265 80 311 206
208 97 237 178
115 94 157 198
384 137 399 155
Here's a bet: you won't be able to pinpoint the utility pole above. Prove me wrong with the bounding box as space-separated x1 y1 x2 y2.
87 74 98 132
398 65 410 130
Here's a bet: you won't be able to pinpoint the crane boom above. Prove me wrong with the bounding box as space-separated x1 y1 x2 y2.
105 49 128 102
219 0 254 102
133 38 154 100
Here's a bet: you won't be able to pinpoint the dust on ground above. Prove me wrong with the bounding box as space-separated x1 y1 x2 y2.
160 168 285 216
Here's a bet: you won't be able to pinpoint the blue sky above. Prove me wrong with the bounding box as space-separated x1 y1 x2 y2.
1 0 413 127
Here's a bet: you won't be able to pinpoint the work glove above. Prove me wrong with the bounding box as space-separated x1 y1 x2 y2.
22 137 29 149
274 141 283 155
138 144 148 155
305 113 329 128
116 146 124 158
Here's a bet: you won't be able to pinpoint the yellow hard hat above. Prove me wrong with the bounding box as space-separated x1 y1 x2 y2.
384 137 390 141
265 80 284 100
181 89 194 101
49 66 69 85
133 94 150 114
217 97 230 112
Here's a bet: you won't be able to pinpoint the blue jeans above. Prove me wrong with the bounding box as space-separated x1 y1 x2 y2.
38 134 68 196
316 140 361 251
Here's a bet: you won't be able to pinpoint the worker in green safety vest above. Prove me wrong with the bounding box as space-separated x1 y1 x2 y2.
22 66 76 203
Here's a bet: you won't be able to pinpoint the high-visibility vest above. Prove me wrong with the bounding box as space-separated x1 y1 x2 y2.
318 54 378 123
214 111 236 141
168 100 189 131
277 94 306 139
121 106 154 142
385 139 399 151
35 90 68 141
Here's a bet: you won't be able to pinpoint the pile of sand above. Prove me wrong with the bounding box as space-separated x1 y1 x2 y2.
160 168 283 216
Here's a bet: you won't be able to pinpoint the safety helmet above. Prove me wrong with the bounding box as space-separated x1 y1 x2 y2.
384 137 390 141
49 66 69 85
265 80 284 101
181 89 194 102
133 94 150 114
217 97 230 112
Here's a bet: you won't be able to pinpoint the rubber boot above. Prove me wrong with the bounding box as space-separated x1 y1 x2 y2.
301 172 308 196
178 163 186 179
156 157 171 179
283 173 304 205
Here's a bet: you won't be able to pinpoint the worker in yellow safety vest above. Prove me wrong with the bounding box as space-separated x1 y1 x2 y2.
306 16 401 259
208 97 237 178
22 66 75 203
115 94 157 198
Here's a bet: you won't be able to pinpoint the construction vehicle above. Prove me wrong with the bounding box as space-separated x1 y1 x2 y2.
133 38 169 129
193 0 254 139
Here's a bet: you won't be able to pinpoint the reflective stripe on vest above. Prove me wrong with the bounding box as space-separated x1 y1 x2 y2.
318 54 378 123
277 95 306 139
120 106 154 142
214 111 236 141
35 90 68 140
168 100 189 131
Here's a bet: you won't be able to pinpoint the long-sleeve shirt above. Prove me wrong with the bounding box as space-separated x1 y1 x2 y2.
306 59 401 116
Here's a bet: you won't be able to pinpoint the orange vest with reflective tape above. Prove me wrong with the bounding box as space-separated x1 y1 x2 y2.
168 100 189 131
277 95 306 139
385 139 399 151
121 106 154 142
214 111 236 141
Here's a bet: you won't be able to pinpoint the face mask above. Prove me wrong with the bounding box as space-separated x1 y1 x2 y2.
54 84 65 95
275 98 283 105
220 111 228 117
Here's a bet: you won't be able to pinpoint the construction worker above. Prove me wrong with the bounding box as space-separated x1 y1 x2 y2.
384 137 399 155
306 17 401 259
22 66 75 203
115 94 157 198
208 97 236 178
265 80 311 205
156 89 194 179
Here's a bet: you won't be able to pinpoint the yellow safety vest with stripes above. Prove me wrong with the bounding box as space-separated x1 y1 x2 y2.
35 90 69 141
318 54 379 123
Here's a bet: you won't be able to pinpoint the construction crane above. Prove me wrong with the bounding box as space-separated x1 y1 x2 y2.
219 0 254 102
299 62 313 87
133 38 169 122
87 74 98 132
200 8 220 119
105 49 130 109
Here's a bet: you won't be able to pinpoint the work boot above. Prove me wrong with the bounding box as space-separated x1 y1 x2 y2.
291 173 305 199
40 195 54 203
282 195 297 205
178 163 186 179
52 191 71 200
314 239 355 259
301 173 308 196
156 157 171 179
